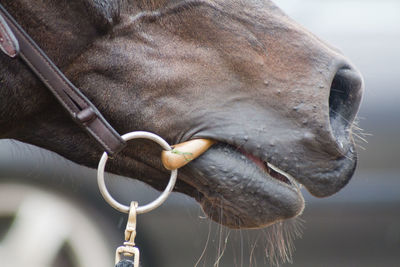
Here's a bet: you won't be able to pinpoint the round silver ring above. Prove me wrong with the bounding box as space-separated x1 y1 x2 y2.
97 131 178 214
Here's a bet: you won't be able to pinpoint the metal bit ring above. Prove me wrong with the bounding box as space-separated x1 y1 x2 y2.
97 131 178 214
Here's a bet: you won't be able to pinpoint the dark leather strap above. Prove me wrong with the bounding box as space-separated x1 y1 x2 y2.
0 4 126 155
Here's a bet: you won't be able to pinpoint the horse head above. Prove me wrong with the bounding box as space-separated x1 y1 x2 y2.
0 0 363 229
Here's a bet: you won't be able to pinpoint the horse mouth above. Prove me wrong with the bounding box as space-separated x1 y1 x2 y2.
238 147 293 186
180 142 305 229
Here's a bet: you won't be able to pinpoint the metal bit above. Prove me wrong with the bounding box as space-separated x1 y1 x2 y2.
161 139 216 170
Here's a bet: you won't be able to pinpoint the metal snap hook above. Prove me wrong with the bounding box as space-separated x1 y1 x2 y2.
97 131 178 214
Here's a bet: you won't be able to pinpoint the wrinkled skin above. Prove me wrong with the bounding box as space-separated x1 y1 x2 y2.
0 0 363 228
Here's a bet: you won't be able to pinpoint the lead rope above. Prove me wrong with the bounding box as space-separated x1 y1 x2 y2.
97 131 179 267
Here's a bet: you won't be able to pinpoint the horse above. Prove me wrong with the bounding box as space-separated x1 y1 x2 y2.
0 0 363 229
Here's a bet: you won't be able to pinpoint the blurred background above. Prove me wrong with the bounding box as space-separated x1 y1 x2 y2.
0 0 399 266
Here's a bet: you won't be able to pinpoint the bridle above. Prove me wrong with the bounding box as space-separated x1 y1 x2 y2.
0 4 175 265
0 1 216 209
0 5 217 265
0 3 126 156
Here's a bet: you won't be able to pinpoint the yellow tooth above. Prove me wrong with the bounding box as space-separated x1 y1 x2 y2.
161 139 216 170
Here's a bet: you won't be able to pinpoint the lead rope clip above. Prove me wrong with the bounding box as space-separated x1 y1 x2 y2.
115 202 140 267
97 131 179 267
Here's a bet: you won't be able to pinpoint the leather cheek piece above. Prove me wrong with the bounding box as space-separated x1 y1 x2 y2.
0 12 19 57
0 4 126 155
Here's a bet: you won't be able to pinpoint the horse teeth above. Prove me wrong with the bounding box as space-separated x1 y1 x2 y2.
161 139 216 170
266 162 296 186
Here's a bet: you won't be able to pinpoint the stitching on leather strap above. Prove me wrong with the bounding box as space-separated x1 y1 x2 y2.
17 29 87 110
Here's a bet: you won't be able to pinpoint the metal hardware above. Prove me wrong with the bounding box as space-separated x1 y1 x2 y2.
115 202 140 267
97 131 178 214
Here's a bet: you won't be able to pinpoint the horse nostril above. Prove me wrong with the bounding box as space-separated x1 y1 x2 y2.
329 66 363 149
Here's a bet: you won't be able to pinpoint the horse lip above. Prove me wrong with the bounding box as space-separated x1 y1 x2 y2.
190 130 358 198
182 137 302 191
237 146 294 186
296 145 358 198
191 140 300 189
179 141 305 228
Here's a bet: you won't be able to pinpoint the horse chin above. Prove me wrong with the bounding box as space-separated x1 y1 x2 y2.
180 143 305 229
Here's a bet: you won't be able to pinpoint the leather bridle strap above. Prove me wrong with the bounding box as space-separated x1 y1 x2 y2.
0 4 126 155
